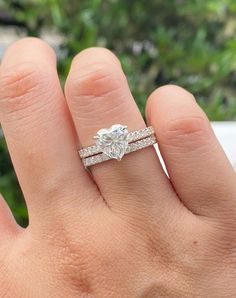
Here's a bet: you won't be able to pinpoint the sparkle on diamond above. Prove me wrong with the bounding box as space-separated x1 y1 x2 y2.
95 124 129 160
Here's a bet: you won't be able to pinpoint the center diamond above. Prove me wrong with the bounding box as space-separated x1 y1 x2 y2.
95 124 129 160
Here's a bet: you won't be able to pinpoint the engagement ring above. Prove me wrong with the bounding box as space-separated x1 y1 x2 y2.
79 124 156 167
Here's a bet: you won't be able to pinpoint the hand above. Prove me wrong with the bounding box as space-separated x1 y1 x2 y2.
0 38 236 297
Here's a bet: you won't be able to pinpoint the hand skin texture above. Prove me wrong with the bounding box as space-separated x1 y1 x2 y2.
0 38 236 298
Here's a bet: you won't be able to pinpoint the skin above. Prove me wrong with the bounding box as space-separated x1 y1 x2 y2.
0 37 236 297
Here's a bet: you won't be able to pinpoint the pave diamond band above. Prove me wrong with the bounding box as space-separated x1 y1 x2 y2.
79 124 156 167
82 135 157 167
79 126 155 159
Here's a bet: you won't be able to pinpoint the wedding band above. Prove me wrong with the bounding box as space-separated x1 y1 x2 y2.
79 124 156 167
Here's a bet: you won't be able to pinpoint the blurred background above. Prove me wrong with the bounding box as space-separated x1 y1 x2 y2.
0 0 236 226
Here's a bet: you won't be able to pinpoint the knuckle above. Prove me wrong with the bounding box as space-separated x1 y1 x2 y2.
0 62 53 116
162 114 211 151
68 62 123 100
167 114 207 135
0 63 38 97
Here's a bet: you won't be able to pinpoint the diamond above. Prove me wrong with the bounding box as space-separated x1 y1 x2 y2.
94 124 129 160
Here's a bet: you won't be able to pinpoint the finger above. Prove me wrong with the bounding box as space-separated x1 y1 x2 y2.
65 48 176 212
146 85 236 218
0 38 96 222
0 193 20 240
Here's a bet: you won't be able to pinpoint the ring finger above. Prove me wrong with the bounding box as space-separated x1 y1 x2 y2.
65 47 175 212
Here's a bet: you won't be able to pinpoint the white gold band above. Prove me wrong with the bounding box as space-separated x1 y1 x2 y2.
79 126 154 159
82 135 156 167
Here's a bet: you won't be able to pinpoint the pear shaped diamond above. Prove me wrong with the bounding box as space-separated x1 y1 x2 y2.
95 124 129 160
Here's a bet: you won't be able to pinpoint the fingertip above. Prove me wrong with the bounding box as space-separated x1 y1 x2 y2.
71 47 121 69
146 84 196 121
1 37 56 71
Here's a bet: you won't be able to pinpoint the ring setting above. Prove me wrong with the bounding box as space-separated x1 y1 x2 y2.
79 124 156 167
